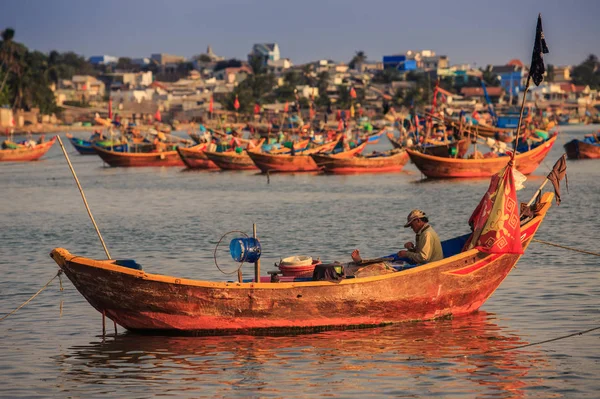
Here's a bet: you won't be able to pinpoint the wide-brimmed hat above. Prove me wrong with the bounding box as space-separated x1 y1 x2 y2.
404 209 426 228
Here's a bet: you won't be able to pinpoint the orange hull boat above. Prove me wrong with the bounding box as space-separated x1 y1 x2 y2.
93 145 184 167
50 192 554 335
0 136 56 162
407 135 557 178
176 144 219 169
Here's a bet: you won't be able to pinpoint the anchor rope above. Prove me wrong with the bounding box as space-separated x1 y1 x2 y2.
0 270 63 322
533 238 600 257
405 322 600 362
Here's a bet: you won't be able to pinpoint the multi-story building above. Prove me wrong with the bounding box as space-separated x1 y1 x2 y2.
88 55 118 65
248 43 280 66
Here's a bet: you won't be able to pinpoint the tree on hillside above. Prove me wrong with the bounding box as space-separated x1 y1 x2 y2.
349 50 367 70
571 54 600 89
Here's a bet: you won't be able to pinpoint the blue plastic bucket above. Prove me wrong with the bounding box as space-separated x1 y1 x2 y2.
229 237 262 263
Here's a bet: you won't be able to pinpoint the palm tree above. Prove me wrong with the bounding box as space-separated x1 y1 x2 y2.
0 28 16 93
349 51 367 70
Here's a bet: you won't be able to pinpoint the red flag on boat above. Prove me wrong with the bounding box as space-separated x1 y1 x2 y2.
337 119 343 131
234 95 240 110
309 103 315 119
350 87 357 99
154 108 161 122
467 162 523 254
432 80 439 112
284 101 289 113
209 95 214 113
254 103 261 115
108 98 113 120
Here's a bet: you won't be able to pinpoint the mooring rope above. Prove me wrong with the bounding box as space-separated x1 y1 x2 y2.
405 322 600 362
0 270 63 322
533 238 600 257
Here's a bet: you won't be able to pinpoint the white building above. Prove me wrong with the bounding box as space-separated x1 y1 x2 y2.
248 43 280 66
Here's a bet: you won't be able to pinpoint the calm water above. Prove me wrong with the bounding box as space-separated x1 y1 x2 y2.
1 125 599 398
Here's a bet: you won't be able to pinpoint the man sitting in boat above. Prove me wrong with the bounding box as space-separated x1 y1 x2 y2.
351 209 443 265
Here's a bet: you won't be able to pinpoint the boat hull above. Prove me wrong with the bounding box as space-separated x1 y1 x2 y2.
247 140 339 173
0 137 56 162
408 135 556 178
204 150 258 170
50 194 552 335
318 150 409 174
176 144 219 169
94 145 184 167
564 139 600 159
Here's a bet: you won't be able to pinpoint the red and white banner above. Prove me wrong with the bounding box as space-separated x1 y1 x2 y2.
467 163 523 254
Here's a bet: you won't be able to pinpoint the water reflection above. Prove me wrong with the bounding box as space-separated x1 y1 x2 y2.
54 311 552 398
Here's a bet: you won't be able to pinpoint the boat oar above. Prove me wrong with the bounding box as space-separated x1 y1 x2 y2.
56 135 111 260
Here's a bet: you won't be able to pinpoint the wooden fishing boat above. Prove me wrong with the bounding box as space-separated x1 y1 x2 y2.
49 191 555 335
564 135 600 159
248 139 340 173
93 144 184 167
65 133 128 155
203 150 258 171
176 143 219 169
386 133 470 158
0 136 56 162
407 135 557 178
445 119 515 143
363 129 386 144
316 149 409 174
310 141 368 168
265 139 310 154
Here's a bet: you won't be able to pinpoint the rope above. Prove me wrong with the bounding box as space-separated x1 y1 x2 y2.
533 239 600 257
405 322 600 362
0 270 63 322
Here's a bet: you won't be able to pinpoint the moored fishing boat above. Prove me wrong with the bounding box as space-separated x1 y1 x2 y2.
176 143 219 169
0 136 56 162
93 144 184 167
310 141 368 168
49 187 556 335
407 135 557 178
363 129 386 144
203 150 258 171
66 133 127 155
315 149 409 174
386 132 470 158
248 139 340 173
564 133 600 159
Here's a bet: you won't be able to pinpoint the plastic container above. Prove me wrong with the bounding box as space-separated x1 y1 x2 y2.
229 237 261 263
280 256 313 267
278 259 320 277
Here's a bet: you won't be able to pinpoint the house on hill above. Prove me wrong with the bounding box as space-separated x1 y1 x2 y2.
460 86 505 104
248 43 280 67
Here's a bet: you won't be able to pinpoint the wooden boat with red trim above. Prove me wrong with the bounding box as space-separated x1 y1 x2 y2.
176 143 219 169
445 119 515 142
314 149 409 174
93 144 185 167
247 138 340 173
564 134 600 159
407 135 557 178
203 150 258 171
0 136 56 162
49 191 555 335
310 141 368 168
386 132 470 158
362 128 386 144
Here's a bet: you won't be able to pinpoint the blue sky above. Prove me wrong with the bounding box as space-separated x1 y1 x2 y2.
1 0 598 67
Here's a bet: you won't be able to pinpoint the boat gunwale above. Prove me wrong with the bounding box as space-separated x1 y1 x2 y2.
406 134 557 165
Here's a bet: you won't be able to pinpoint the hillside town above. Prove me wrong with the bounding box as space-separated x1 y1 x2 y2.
0 36 599 132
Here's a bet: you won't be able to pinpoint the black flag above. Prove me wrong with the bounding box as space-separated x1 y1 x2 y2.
546 154 568 205
530 14 550 86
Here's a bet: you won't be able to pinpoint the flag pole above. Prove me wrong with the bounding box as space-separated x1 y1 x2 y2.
510 74 531 162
